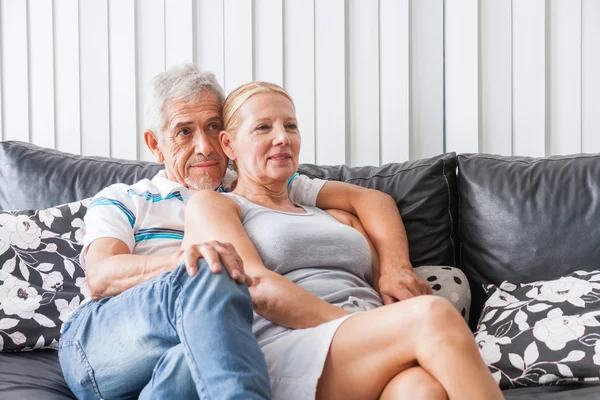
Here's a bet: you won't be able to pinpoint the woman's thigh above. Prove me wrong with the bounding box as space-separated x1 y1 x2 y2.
316 296 457 400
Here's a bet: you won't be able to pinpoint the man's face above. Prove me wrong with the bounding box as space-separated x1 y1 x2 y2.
157 92 228 190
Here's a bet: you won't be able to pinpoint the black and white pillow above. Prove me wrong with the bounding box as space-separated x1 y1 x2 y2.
475 270 600 389
0 199 90 352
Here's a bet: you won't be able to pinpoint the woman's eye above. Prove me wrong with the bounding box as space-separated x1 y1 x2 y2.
257 124 270 131
286 123 298 130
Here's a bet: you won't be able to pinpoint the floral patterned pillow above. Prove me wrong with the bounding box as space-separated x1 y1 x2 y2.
475 270 600 389
0 199 91 352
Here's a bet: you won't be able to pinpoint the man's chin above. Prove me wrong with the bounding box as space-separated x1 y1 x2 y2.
185 175 221 191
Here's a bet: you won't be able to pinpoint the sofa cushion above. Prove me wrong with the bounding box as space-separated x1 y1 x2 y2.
0 200 89 351
0 141 162 210
458 153 600 325
475 270 600 390
1 141 460 270
299 152 459 268
0 350 76 399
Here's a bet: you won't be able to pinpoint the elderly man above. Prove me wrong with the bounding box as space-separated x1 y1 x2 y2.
58 63 468 399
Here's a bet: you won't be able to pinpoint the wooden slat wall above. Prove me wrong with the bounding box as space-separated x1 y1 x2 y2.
0 0 597 165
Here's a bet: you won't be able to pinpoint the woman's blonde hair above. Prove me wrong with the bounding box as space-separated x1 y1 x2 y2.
223 81 295 133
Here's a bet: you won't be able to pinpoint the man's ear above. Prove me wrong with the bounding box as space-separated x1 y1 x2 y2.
219 130 236 161
144 130 165 163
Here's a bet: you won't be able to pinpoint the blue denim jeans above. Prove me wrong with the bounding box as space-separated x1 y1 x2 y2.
58 260 271 400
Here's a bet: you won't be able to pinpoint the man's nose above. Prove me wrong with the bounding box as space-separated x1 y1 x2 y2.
193 133 216 155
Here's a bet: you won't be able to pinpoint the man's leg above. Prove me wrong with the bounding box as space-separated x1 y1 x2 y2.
138 344 198 400
58 260 271 400
413 266 471 322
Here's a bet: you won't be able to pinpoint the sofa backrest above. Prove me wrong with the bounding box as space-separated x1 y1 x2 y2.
458 153 600 325
0 141 459 271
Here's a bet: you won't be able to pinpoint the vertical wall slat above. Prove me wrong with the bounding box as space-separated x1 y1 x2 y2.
512 0 547 157
582 0 600 153
29 0 55 149
165 0 193 68
109 0 137 160
549 0 582 155
223 0 253 94
284 0 315 164
137 0 165 161
380 0 410 164
445 0 479 154
348 0 379 166
79 0 110 157
196 0 224 88
1 0 29 142
254 0 283 86
315 0 345 165
480 0 512 155
53 0 80 154
411 0 444 159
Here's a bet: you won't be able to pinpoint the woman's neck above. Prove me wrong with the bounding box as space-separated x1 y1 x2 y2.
233 175 299 211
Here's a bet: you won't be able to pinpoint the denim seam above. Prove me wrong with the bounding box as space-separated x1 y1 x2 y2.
175 294 211 400
74 340 104 400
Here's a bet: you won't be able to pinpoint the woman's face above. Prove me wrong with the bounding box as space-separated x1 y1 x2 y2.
222 92 300 186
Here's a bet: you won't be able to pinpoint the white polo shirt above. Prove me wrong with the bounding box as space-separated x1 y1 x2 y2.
82 170 326 264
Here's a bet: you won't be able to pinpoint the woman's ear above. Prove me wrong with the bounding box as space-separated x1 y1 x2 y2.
219 130 236 160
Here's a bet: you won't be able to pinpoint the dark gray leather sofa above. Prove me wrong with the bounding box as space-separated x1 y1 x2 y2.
1 140 599 399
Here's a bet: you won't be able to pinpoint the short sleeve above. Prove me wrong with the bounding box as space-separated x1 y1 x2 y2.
82 185 137 257
287 174 327 206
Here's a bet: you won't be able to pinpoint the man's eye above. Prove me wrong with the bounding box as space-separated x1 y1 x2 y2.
177 128 191 136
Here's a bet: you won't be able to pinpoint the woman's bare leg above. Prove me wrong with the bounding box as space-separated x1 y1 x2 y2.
315 296 503 400
380 366 447 400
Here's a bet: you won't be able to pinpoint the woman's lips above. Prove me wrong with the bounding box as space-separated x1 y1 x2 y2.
269 153 291 161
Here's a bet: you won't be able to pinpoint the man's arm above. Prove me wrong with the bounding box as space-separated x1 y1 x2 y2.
315 181 432 303
85 238 248 301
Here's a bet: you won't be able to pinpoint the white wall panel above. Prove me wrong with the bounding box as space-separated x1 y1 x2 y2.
512 0 547 157
582 0 600 153
411 0 444 159
53 0 80 154
380 0 410 164
254 0 283 86
137 0 165 161
224 0 253 94
109 0 137 160
549 0 581 155
1 0 29 142
80 0 110 157
28 0 55 149
196 0 224 87
480 0 511 155
348 0 379 167
445 0 479 154
315 0 345 165
165 0 193 68
284 0 315 164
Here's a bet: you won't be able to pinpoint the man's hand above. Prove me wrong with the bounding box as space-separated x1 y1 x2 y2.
177 240 251 285
378 265 432 304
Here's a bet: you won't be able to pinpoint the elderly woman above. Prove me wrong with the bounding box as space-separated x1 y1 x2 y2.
183 82 503 400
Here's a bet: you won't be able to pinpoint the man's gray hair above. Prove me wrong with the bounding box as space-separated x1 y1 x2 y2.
144 63 225 138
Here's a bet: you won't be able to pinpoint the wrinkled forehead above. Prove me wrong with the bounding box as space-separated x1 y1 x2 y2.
163 92 223 125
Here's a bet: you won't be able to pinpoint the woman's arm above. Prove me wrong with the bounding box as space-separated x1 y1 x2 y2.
183 191 349 329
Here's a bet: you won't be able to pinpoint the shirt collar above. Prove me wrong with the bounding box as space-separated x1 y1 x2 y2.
152 170 190 198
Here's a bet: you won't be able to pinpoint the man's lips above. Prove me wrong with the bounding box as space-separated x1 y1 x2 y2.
189 161 219 168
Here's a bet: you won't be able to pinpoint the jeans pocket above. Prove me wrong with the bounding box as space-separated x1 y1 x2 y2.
58 340 104 400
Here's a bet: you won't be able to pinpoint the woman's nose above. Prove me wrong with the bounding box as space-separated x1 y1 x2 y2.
273 126 291 145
